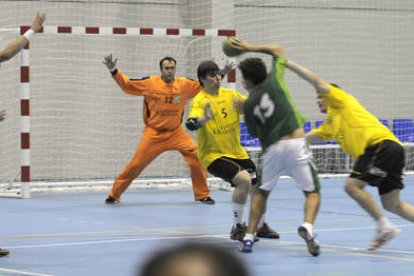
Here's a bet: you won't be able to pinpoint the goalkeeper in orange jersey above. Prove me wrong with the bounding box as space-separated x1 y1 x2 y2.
285 54 414 250
0 11 46 258
186 60 279 241
102 55 234 204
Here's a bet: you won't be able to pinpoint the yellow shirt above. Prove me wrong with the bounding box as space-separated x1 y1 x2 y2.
188 87 249 168
312 85 402 158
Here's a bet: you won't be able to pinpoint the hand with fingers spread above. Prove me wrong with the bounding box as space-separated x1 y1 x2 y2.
103 54 118 71
221 58 237 76
228 36 253 52
31 11 46 33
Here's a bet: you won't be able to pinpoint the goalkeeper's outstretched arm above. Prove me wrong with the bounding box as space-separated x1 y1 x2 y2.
0 12 46 64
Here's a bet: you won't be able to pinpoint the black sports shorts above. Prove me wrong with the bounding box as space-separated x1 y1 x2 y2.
207 156 257 187
350 140 404 195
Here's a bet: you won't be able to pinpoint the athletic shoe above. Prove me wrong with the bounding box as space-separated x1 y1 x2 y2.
257 223 280 239
368 226 400 251
298 225 320 257
0 248 10 257
197 196 215 205
240 238 254 253
230 223 259 242
105 196 118 204
230 223 247 241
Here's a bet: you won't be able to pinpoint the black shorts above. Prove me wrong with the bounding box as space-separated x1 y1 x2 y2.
350 140 405 195
207 156 257 187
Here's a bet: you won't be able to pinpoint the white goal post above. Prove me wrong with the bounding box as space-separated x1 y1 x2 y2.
2 1 413 198
5 25 237 198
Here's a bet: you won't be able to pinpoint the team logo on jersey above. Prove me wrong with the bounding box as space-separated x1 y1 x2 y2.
173 96 181 104
368 167 387 178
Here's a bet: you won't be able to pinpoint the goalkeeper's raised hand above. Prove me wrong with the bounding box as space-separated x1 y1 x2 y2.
103 54 118 72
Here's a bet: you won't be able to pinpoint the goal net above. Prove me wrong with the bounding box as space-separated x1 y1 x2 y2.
1 0 414 197
237 0 414 175
1 25 236 197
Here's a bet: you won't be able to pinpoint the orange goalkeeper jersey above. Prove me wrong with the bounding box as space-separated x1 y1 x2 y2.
113 69 203 131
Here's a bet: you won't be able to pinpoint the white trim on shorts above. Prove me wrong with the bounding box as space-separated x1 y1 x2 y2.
260 137 318 192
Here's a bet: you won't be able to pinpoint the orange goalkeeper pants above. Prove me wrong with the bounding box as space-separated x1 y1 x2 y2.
108 126 210 202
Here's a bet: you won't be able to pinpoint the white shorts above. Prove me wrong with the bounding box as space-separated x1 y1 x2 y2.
260 138 320 192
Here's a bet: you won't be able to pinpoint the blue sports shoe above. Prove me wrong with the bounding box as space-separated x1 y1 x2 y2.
240 239 254 253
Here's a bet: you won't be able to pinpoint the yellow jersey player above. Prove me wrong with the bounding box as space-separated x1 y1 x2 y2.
186 60 279 241
286 52 414 251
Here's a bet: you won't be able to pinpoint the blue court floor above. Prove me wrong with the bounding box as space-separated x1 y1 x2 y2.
1 176 414 276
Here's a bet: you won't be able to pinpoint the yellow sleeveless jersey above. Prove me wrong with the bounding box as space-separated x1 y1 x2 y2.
188 87 249 168
312 84 402 158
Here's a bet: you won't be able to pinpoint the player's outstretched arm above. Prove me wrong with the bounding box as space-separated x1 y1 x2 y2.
229 36 284 57
0 12 46 63
285 59 330 94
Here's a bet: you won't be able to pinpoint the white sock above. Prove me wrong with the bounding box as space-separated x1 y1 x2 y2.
244 233 254 241
377 217 393 229
258 214 266 228
301 222 313 234
232 202 245 225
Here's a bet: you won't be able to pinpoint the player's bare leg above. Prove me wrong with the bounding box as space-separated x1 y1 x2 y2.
345 178 399 250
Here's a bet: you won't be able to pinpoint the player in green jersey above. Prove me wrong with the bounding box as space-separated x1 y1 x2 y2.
227 37 321 256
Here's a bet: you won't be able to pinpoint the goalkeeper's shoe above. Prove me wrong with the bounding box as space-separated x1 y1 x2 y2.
298 225 320 257
105 196 118 204
0 248 10 257
257 223 280 239
197 196 215 205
